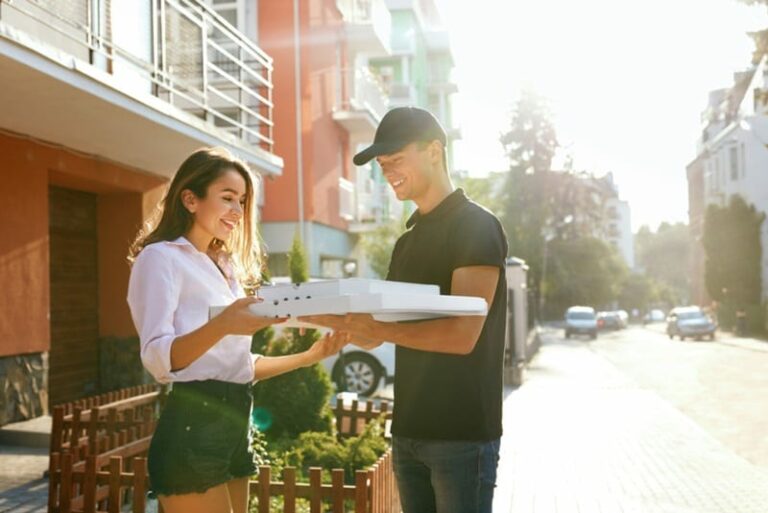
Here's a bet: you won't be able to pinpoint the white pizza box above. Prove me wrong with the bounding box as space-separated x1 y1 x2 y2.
209 292 487 325
254 278 440 301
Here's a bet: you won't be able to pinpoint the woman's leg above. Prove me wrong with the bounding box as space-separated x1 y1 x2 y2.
227 476 250 513
158 482 232 513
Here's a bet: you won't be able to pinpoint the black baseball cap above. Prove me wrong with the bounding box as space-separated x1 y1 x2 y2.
353 107 447 166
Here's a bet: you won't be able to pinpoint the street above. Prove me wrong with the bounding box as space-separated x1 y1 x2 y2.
591 324 768 470
494 325 768 513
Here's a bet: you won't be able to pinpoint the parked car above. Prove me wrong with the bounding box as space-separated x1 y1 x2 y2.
565 306 598 339
322 343 395 397
643 309 666 324
597 311 623 331
666 306 717 341
616 310 629 328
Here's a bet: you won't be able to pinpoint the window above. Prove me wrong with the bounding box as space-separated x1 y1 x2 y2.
741 143 746 178
729 146 739 181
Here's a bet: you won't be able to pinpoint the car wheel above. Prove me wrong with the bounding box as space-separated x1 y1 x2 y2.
695 336 702 341
709 333 716 341
668 333 673 339
591 332 597 340
333 353 382 397
565 331 571 339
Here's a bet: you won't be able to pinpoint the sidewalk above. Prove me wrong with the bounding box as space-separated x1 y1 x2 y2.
494 330 768 513
0 445 48 513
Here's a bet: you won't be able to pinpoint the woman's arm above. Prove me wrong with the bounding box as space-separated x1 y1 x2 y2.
170 296 284 372
252 331 350 381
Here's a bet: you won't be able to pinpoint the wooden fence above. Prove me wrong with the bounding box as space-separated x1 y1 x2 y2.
48 387 400 513
250 449 399 513
334 398 392 438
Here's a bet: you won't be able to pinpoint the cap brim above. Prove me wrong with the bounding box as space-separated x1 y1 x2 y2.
353 141 406 166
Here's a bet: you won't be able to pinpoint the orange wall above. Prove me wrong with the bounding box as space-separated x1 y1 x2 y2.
0 132 166 356
259 0 350 231
0 135 50 357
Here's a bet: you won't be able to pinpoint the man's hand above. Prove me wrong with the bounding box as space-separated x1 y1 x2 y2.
300 313 379 339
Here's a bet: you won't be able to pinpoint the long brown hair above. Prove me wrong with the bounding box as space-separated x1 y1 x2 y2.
128 147 263 290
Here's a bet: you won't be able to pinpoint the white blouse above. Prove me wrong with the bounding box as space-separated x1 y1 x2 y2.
127 237 259 384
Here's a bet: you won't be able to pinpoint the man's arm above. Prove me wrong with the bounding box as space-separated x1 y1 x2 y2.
302 265 499 355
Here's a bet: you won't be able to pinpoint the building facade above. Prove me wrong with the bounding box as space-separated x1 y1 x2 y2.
0 0 282 423
688 56 768 303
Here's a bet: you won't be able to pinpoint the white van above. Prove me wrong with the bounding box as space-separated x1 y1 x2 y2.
565 306 598 339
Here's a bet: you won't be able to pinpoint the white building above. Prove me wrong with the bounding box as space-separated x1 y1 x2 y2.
606 196 635 270
689 55 768 302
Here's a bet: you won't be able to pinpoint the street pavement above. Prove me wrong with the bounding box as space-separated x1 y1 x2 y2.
3 325 768 512
494 326 768 513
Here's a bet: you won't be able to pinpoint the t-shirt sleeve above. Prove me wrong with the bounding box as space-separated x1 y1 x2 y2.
451 209 508 270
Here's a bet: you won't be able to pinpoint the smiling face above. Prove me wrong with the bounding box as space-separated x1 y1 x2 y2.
376 141 442 202
182 169 247 244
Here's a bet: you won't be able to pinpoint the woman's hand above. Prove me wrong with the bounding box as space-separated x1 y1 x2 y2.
304 331 351 366
214 297 286 336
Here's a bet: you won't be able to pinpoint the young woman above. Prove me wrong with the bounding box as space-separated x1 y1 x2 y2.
127 147 349 513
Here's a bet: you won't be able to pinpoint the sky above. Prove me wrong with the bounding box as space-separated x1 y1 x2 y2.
436 0 768 231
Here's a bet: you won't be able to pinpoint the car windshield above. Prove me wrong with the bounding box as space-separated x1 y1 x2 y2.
677 311 706 321
568 312 595 320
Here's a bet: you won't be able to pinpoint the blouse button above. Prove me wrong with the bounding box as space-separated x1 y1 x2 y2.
185 426 191 431
203 401 208 407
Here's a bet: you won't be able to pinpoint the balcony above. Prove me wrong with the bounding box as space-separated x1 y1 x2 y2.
339 177 356 222
336 0 392 55
333 67 389 138
0 0 282 177
349 181 399 233
386 83 417 108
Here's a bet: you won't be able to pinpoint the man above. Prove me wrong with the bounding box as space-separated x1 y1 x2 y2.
303 107 507 513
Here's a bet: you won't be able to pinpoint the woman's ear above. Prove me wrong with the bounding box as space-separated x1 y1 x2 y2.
181 189 197 214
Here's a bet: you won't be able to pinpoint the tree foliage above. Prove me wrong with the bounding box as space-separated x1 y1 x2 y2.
542 237 628 318
702 195 764 305
287 231 309 284
634 222 690 304
500 89 558 174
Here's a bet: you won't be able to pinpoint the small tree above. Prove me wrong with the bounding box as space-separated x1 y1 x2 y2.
287 230 309 284
252 232 335 439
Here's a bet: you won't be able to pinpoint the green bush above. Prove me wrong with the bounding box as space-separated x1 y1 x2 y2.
252 328 335 440
716 302 766 335
277 416 389 483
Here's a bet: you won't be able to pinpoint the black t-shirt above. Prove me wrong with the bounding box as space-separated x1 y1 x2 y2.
386 188 508 441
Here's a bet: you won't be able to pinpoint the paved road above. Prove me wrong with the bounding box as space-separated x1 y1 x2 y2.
590 324 768 469
494 327 768 513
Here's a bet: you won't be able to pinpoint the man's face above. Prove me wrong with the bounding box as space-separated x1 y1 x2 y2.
376 142 435 202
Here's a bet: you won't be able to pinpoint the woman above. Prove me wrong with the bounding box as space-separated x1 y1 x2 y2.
127 147 348 513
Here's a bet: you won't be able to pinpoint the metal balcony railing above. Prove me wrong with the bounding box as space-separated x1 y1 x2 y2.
336 0 391 48
339 67 388 121
0 0 275 153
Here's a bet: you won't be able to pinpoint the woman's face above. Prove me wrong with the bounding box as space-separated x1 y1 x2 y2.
184 169 248 242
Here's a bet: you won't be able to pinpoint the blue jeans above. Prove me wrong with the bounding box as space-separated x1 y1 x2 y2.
393 436 501 513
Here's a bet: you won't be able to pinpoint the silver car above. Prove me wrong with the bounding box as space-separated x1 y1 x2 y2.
565 306 598 339
322 343 395 397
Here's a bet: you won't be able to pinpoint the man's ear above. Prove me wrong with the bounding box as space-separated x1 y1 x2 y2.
181 189 197 214
429 140 444 167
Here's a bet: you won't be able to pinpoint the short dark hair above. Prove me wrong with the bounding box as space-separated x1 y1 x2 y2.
417 140 448 174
